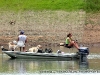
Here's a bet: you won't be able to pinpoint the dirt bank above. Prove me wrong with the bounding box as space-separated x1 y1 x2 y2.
82 13 100 47
0 11 100 47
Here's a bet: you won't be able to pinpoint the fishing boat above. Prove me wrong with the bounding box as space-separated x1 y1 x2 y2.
1 46 89 61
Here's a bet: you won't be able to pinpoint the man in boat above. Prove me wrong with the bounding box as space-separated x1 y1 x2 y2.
17 30 27 52
65 33 79 50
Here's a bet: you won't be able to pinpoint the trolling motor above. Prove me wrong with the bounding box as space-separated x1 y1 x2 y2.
78 47 89 63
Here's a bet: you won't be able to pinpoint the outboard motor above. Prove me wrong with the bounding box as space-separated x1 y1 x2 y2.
78 47 89 63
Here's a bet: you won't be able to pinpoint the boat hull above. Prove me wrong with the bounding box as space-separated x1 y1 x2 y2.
2 51 79 60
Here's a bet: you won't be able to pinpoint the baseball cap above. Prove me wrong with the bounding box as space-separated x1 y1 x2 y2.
20 30 24 34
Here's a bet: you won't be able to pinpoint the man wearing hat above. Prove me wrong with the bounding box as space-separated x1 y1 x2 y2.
17 30 27 52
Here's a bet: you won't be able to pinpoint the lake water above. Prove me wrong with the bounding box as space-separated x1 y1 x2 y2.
0 46 100 75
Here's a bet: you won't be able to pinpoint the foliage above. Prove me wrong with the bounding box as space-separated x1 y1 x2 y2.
85 0 100 12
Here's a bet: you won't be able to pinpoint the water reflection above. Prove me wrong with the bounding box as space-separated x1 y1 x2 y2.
1 54 100 74
1 58 82 73
79 60 89 70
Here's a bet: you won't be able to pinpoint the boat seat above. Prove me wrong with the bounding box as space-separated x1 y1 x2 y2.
64 44 74 53
67 47 73 53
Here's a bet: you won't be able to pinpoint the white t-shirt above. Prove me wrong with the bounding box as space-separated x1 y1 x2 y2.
17 35 27 47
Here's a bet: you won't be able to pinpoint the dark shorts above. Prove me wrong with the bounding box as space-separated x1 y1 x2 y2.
65 44 73 48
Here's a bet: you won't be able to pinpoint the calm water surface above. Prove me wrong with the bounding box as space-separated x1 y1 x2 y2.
0 46 100 75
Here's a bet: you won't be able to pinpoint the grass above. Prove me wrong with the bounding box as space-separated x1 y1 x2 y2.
0 0 85 12
0 0 100 12
85 0 100 12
